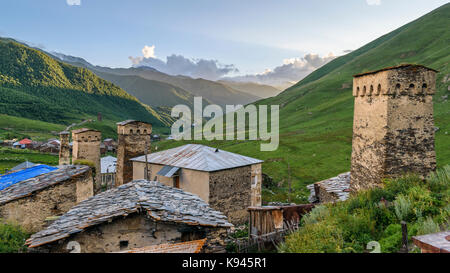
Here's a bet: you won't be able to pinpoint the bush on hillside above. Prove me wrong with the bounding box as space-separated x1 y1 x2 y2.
278 166 450 253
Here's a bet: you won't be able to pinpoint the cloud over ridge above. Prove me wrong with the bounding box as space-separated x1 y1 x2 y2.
129 45 238 80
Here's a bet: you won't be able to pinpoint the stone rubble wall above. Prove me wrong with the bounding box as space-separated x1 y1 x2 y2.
209 166 252 225
0 170 93 233
31 213 227 253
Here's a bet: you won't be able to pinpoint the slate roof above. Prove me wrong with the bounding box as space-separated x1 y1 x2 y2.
101 156 117 174
307 172 351 203
117 120 145 126
412 231 450 253
0 165 90 206
131 144 263 172
353 64 438 78
72 128 100 134
26 180 232 248
118 239 206 253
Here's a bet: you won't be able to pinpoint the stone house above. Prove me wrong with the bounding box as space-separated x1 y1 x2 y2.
131 144 263 224
26 180 232 253
0 165 93 232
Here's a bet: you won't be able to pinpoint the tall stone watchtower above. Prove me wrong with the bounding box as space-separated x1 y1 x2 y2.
116 120 152 187
59 131 71 165
72 128 102 193
350 64 437 192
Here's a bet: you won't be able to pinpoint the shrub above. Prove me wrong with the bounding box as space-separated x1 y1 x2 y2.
279 220 344 253
394 195 412 221
0 220 29 253
416 217 441 235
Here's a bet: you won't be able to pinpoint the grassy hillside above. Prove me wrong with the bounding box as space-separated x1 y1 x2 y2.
94 71 214 108
0 39 173 132
154 4 450 204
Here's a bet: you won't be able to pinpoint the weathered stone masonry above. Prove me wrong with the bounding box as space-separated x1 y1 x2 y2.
0 166 93 233
59 131 70 165
116 120 152 187
350 65 437 191
209 164 262 225
72 128 101 193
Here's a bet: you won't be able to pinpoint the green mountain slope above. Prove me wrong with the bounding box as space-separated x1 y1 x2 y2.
218 80 281 98
155 3 450 204
93 71 213 108
49 53 262 108
0 39 173 131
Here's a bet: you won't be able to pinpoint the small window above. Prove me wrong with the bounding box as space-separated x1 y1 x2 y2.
396 83 401 89
362 86 366 96
369 85 374 95
129 129 133 134
422 83 428 93
377 84 382 95
136 129 141 134
409 83 415 89
119 240 129 250
143 129 147 134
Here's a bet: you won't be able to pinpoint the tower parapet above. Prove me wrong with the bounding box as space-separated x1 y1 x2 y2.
350 64 437 192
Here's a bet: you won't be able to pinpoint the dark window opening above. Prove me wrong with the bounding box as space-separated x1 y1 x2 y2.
396 83 401 89
377 84 382 94
409 83 415 89
119 240 129 250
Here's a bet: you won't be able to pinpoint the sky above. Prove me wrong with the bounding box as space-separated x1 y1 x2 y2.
0 0 448 85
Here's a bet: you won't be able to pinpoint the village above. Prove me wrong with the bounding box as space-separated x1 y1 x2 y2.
0 64 448 253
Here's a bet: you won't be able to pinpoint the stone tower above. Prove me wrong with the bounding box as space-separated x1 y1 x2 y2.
72 128 102 193
350 64 437 192
59 131 71 165
116 120 152 187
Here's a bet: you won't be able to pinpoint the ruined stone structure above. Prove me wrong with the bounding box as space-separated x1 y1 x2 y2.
116 120 152 187
59 131 70 165
26 180 232 253
351 65 437 191
0 165 93 233
72 128 101 193
131 144 263 225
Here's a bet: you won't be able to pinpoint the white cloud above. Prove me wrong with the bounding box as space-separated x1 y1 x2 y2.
142 45 156 59
366 0 381 6
226 53 336 89
129 45 238 80
67 0 81 6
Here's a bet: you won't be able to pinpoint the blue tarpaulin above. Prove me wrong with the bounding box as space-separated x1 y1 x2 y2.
0 165 58 191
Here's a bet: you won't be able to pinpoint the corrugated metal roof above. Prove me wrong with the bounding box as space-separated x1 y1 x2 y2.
131 144 263 172
157 166 180 177
101 156 117 174
8 161 36 173
0 165 58 191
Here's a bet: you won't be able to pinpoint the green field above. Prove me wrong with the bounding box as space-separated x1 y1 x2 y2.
0 147 58 174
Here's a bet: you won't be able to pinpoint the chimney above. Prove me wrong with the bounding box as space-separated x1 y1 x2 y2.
350 65 437 192
59 131 71 165
72 128 102 193
116 120 152 187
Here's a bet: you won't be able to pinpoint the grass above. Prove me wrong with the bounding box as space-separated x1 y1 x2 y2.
278 166 450 253
0 147 58 174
